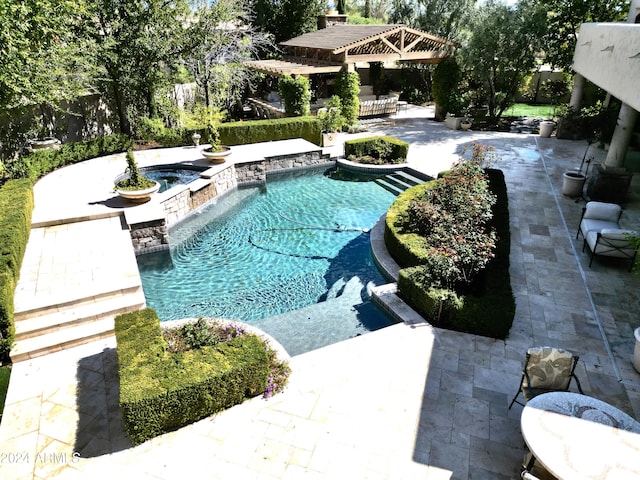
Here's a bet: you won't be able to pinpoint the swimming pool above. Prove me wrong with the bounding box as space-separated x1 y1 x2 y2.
136 167 398 355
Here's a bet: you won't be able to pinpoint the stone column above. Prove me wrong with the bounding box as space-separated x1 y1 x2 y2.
604 104 638 168
569 73 585 111
603 0 640 168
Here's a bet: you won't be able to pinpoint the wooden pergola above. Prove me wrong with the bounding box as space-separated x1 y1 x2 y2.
245 24 457 76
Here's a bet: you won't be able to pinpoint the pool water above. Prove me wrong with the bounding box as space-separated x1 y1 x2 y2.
142 167 203 193
137 167 398 355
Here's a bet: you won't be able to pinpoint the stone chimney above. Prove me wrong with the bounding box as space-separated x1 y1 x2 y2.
317 13 348 29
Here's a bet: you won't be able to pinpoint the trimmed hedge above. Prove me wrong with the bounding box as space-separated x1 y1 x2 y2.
0 179 34 361
345 136 409 164
217 116 322 147
115 309 270 445
388 169 515 338
5 134 132 181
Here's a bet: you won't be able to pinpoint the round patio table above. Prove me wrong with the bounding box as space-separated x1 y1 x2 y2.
521 391 640 479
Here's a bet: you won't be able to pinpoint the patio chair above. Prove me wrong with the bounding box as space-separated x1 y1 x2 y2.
509 347 583 409
576 201 622 240
583 228 638 271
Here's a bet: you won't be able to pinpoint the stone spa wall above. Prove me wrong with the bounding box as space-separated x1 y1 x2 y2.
129 149 333 255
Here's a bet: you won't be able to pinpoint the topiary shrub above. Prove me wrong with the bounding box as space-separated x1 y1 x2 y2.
432 57 463 121
279 75 311 116
335 71 361 126
116 309 279 445
344 136 409 164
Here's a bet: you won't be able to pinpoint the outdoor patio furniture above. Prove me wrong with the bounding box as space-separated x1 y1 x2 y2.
583 228 638 270
576 200 622 239
576 201 638 270
520 392 640 479
509 347 583 409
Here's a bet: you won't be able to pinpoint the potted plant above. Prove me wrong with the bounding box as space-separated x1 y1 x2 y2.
539 120 555 138
201 123 231 163
318 96 344 147
460 118 472 131
114 149 160 202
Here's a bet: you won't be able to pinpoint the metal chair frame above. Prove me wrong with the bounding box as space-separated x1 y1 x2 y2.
509 349 584 409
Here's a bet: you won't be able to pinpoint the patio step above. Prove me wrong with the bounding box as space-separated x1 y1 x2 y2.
10 286 146 362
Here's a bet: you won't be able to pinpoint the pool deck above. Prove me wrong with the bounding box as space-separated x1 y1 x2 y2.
1 105 640 479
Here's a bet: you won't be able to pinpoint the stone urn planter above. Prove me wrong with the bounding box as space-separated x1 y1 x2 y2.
202 146 231 164
539 120 555 138
460 119 472 131
115 181 161 202
192 132 201 147
28 137 61 151
562 171 587 197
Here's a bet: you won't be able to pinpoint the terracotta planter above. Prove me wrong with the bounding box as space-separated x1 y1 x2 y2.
561 171 586 197
202 146 232 164
115 181 161 202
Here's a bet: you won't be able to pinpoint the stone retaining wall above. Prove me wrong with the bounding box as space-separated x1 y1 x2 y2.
129 218 169 253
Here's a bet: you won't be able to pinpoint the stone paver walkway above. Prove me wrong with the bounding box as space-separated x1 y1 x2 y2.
1 105 639 479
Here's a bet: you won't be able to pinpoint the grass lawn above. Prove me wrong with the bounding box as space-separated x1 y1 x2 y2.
0 365 10 422
504 103 557 119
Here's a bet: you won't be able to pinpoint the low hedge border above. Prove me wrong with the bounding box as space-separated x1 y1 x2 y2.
0 179 34 361
115 308 270 445
4 134 133 181
344 136 409 164
191 117 322 147
387 169 515 339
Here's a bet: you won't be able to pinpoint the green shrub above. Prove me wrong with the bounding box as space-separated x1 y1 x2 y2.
217 117 322 146
432 57 463 120
388 166 515 338
279 75 311 116
344 136 409 164
335 71 360 126
4 135 132 181
0 179 34 362
115 309 270 445
136 117 167 140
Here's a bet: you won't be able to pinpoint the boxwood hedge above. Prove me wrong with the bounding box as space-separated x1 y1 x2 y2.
386 169 515 339
344 136 409 164
115 309 270 445
0 179 34 361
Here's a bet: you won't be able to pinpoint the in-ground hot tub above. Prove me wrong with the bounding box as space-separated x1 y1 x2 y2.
140 164 207 193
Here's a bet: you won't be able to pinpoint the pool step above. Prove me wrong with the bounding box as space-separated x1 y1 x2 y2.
374 170 427 196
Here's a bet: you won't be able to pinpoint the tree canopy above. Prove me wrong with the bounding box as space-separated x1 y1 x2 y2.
461 0 547 124
535 0 630 70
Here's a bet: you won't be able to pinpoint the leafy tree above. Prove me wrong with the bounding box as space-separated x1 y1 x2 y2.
0 0 95 133
86 0 191 135
390 0 474 41
461 0 547 125
185 0 274 114
250 0 324 44
535 0 630 70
